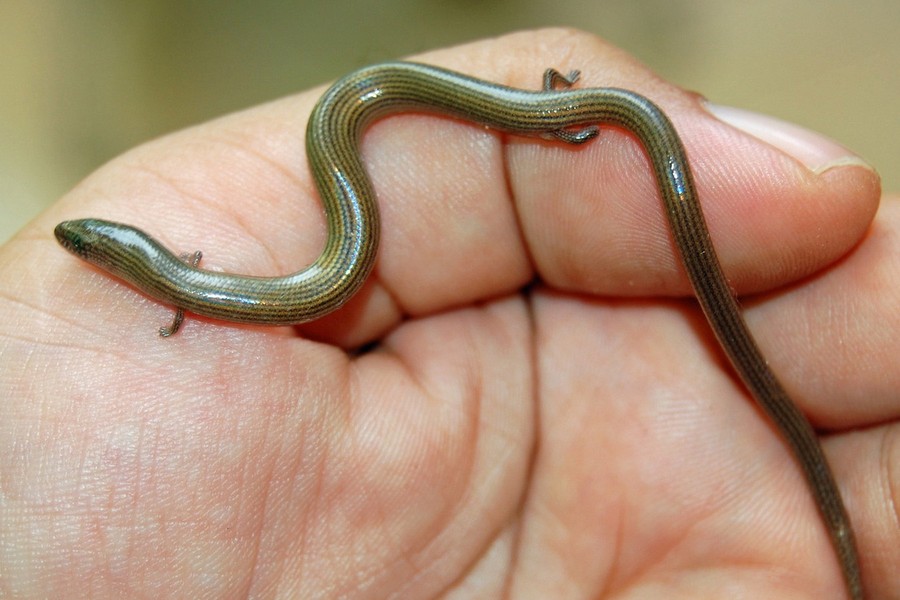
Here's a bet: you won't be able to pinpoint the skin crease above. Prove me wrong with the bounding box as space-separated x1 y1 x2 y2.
0 26 897 599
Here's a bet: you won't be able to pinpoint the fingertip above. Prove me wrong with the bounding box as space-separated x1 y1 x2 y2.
704 103 875 175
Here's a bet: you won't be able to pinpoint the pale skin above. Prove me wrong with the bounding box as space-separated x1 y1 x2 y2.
1 29 898 599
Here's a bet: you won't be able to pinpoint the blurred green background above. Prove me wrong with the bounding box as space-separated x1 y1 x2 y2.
1 0 897 243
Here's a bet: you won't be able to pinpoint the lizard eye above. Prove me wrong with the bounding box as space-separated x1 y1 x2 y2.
54 222 87 255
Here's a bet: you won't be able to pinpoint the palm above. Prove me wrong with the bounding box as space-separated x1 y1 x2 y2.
48 290 847 597
231 292 844 597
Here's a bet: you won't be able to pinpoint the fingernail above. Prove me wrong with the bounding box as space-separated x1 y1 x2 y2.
704 103 872 174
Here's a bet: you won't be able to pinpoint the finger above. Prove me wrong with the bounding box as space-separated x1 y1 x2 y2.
32 28 878 345
744 197 899 426
822 415 900 600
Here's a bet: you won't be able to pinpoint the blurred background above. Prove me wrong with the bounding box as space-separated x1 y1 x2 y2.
1 0 897 243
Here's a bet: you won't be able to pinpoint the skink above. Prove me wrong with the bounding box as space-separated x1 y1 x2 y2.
54 61 863 598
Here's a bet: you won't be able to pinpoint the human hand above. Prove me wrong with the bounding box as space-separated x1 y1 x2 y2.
1 29 897 598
